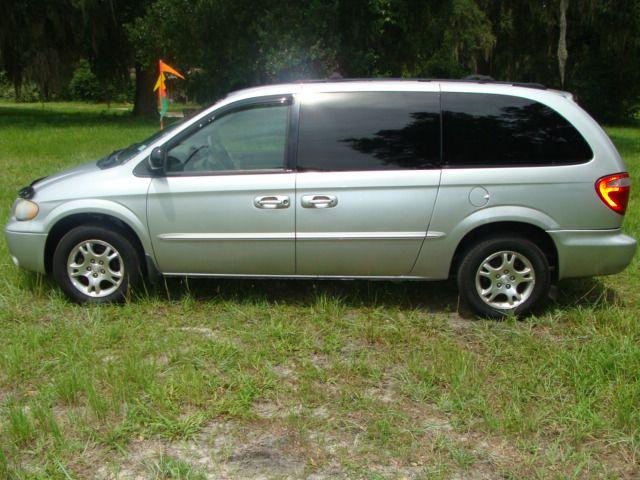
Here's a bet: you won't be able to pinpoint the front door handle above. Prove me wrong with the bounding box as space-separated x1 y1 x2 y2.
254 195 290 209
301 194 338 208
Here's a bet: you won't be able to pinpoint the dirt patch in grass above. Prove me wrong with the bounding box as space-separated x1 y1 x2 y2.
92 420 309 479
227 431 305 477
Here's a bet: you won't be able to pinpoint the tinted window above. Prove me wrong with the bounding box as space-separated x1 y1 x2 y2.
297 92 440 171
166 103 288 173
443 93 592 167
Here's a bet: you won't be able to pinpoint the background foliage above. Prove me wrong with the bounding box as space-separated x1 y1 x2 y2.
1 0 639 122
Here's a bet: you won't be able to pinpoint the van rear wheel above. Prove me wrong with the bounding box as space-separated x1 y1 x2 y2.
52 225 141 303
457 235 550 318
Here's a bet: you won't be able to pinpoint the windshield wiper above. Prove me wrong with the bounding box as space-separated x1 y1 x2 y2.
97 148 125 169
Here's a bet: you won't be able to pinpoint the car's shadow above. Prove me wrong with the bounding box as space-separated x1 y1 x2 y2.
550 277 622 310
20 271 621 319
146 275 622 319
155 276 463 312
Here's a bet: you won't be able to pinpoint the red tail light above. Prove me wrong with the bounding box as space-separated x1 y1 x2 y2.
595 172 631 215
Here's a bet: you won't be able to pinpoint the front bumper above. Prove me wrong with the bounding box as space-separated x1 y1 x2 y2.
549 228 637 280
5 228 47 273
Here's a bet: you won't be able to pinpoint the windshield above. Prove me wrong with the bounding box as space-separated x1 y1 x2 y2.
97 120 184 168
120 120 184 163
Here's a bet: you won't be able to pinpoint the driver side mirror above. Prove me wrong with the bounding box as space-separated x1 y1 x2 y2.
148 147 165 174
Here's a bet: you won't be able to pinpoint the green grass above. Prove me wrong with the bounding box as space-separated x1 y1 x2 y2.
146 455 206 480
0 102 638 478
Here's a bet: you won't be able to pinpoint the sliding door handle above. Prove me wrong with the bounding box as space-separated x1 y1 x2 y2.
301 194 338 208
254 195 290 209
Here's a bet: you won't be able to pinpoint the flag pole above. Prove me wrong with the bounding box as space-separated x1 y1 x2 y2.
158 60 163 130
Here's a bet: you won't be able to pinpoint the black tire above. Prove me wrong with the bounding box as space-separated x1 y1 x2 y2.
456 235 550 319
52 224 141 303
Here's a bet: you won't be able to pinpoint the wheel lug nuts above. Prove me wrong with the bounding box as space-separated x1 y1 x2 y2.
91 259 95 263
99 261 103 265
101 269 105 274
510 276 515 280
506 284 511 289
497 283 502 287
93 273 98 278
504 270 509 274
495 274 500 278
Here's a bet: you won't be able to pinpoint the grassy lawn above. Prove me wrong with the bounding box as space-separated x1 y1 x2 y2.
0 102 638 479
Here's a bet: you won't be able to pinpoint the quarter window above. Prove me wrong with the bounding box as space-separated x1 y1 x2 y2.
442 93 593 167
165 103 289 173
297 92 440 171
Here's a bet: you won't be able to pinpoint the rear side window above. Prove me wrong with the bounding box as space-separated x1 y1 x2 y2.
443 93 593 167
297 92 440 171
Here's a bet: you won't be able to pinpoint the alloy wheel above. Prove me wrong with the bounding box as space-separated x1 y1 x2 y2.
66 239 124 297
474 250 535 309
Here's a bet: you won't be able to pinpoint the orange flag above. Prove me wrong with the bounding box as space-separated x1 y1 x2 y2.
154 60 185 127
159 60 184 79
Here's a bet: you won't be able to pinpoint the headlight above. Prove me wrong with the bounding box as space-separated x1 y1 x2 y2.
13 198 39 221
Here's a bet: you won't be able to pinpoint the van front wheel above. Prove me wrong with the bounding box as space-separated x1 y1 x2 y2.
457 235 550 318
52 225 141 303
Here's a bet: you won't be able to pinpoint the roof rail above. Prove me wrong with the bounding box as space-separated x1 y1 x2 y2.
297 76 547 90
463 74 494 82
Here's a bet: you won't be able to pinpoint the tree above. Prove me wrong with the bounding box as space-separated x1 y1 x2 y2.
557 0 569 86
1 0 639 121
75 0 155 114
0 0 79 100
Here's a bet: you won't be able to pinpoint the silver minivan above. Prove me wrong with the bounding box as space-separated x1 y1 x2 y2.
5 79 636 317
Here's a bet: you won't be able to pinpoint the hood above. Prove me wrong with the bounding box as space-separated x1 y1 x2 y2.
23 160 116 203
32 160 102 191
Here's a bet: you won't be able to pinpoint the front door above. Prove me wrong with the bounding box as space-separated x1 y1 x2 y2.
294 90 442 276
147 97 295 275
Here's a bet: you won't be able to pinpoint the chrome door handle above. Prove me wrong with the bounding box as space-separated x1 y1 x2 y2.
254 195 290 209
301 194 338 208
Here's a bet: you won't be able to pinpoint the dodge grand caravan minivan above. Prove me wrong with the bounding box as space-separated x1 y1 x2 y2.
5 79 636 317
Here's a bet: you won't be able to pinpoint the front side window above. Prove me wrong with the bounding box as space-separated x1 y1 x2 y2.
443 93 593 167
165 103 289 173
297 91 440 171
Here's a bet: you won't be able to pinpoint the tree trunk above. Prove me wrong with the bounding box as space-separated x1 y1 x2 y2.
133 62 158 117
104 80 111 108
557 0 569 86
13 76 22 101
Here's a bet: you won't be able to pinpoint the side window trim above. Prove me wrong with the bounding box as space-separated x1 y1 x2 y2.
441 91 593 169
287 95 301 172
295 90 442 172
163 95 294 177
